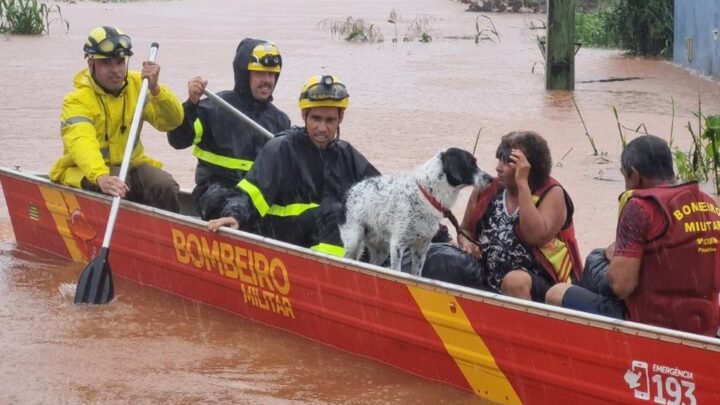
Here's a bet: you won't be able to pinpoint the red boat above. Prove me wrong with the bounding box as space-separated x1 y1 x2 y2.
2 166 718 404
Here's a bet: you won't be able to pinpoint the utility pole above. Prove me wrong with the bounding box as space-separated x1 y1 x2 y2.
546 0 576 90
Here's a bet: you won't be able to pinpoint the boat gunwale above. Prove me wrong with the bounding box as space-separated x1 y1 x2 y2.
2 166 719 352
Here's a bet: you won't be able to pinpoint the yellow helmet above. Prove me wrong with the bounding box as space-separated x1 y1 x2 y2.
247 42 282 73
84 26 133 59
298 75 349 110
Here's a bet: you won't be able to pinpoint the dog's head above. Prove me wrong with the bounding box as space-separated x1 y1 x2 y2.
440 147 492 188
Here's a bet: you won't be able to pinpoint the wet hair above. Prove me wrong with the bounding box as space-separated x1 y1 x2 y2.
620 135 675 183
496 130 552 191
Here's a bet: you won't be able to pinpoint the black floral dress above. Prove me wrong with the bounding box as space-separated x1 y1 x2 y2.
478 189 543 293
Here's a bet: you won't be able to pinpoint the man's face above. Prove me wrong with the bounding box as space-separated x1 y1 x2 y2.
88 57 127 93
249 71 277 102
303 107 343 150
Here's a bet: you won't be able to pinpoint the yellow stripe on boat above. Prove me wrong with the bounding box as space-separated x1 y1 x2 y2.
408 286 521 404
38 186 85 262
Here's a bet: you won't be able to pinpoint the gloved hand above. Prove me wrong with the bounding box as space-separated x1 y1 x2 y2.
314 201 344 241
431 223 451 243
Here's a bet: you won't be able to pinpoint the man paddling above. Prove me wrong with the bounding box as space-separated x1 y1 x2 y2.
167 39 291 220
50 26 184 212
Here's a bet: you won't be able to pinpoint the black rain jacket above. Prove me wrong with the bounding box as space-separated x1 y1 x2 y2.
167 38 291 205
222 126 380 248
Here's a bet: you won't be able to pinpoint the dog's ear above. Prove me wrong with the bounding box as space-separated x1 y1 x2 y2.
441 148 477 186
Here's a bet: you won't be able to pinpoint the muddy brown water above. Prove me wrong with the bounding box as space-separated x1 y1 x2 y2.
1 1 719 403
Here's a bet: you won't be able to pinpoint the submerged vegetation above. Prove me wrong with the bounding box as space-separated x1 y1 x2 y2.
319 12 438 44
322 10 501 45
404 15 435 43
575 96 720 194
318 17 384 43
0 0 68 35
673 105 720 194
460 0 544 13
456 0 603 14
474 15 500 43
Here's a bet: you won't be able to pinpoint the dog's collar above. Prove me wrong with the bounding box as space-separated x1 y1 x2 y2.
416 181 449 217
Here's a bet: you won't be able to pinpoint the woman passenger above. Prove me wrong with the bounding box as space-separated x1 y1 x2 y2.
418 131 583 302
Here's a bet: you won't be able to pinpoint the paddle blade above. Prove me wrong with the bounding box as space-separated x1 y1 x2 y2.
74 247 114 304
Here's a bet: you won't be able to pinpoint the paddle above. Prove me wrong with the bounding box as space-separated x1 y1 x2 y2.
74 43 160 305
202 88 273 139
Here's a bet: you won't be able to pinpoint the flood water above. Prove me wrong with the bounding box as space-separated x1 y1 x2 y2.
1 0 719 403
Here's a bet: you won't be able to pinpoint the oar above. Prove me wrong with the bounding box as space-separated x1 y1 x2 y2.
74 43 160 304
202 88 273 139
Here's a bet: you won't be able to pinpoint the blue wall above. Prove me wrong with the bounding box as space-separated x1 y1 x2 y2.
674 0 720 78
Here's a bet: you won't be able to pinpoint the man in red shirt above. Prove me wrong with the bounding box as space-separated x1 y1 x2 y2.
546 135 720 337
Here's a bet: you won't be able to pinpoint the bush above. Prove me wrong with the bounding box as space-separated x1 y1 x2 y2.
0 0 68 35
575 5 617 48
610 0 673 57
575 0 673 57
675 114 720 194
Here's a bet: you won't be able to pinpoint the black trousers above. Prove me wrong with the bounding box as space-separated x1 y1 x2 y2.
81 163 180 213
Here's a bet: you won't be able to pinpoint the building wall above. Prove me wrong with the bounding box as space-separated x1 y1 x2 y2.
674 0 720 78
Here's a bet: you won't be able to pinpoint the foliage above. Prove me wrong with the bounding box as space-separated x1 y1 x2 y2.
611 0 673 57
0 0 68 35
575 5 617 48
575 0 673 57
705 115 720 193
674 113 720 194
318 17 383 43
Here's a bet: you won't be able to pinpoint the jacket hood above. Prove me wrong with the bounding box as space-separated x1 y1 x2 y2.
233 38 281 102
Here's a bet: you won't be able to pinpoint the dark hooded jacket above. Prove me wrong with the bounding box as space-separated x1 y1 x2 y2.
167 38 291 206
221 126 380 251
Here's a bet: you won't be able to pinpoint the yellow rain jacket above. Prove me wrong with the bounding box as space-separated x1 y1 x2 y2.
49 68 183 188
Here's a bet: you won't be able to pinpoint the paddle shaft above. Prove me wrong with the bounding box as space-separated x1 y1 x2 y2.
101 43 159 248
202 88 273 140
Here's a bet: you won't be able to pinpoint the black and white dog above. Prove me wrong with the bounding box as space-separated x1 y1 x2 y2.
339 147 492 276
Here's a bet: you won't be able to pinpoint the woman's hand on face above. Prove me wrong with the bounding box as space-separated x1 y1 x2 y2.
510 148 531 184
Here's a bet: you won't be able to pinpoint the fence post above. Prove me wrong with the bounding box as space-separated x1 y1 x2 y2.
546 0 576 90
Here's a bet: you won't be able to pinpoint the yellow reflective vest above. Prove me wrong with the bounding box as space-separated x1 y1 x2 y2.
49 68 183 188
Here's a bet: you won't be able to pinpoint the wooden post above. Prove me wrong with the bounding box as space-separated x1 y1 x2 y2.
546 0 576 90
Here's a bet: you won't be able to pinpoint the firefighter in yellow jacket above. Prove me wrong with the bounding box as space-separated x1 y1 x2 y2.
49 26 184 212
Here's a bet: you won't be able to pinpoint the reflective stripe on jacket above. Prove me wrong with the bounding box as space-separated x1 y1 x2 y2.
222 126 380 251
49 68 183 188
166 38 291 198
